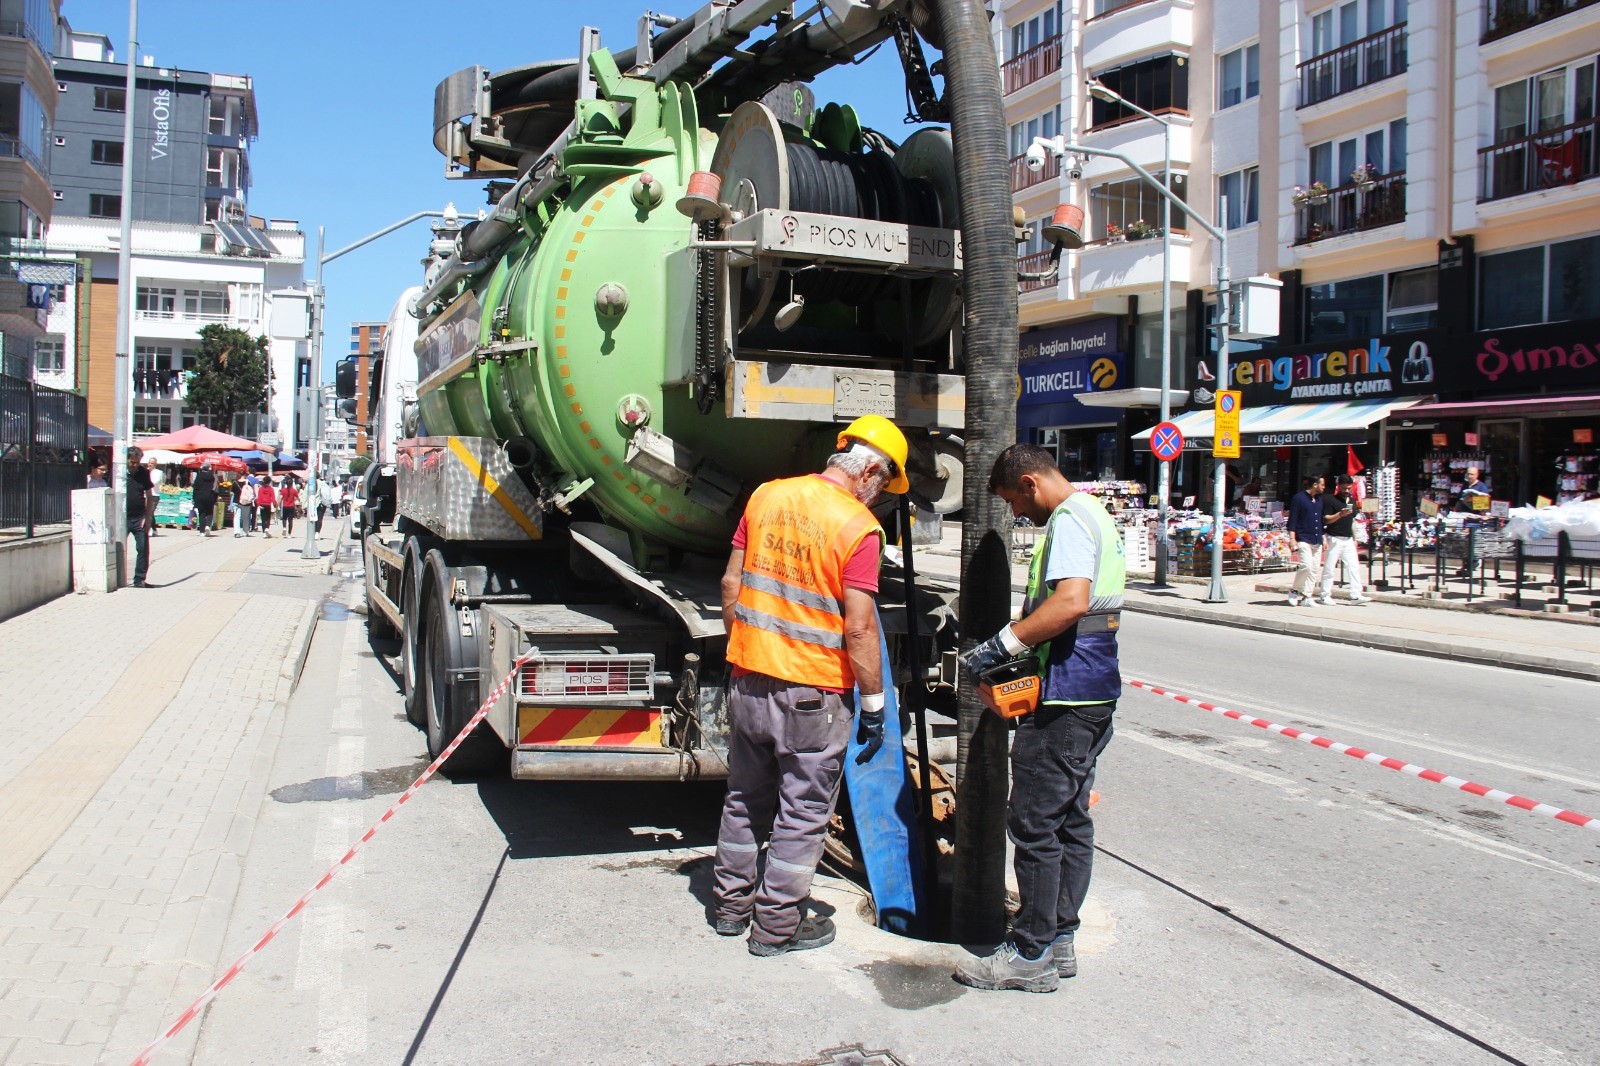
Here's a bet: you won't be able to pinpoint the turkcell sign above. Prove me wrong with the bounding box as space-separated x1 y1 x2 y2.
1018 351 1123 406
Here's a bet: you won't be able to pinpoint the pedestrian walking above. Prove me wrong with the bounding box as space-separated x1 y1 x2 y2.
711 415 907 957
125 446 153 588
955 443 1125 994
146 458 164 536
192 463 218 537
236 477 258 536
314 477 332 533
1287 476 1325 607
332 482 347 517
279 478 299 536
256 477 277 538
1319 474 1366 603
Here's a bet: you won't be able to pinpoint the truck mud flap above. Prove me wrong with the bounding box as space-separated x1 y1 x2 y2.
843 609 927 937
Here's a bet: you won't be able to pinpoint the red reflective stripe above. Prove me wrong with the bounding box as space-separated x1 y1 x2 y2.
522 707 591 745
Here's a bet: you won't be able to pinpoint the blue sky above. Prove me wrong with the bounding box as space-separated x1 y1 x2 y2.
65 0 927 377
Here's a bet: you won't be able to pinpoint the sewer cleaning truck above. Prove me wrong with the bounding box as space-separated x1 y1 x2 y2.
350 0 1021 809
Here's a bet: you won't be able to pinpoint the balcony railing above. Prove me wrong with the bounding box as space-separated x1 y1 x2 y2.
0 135 47 174
1479 116 1600 201
1087 0 1167 22
1298 24 1407 108
1018 250 1058 293
1292 171 1407 245
1002 35 1062 94
1010 151 1060 192
133 308 232 324
1482 0 1600 43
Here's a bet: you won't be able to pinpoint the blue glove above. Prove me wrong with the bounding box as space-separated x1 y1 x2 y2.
961 623 1029 683
855 691 885 764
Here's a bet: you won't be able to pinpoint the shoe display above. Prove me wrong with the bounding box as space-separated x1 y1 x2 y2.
1051 935 1077 978
953 941 1059 993
748 915 836 957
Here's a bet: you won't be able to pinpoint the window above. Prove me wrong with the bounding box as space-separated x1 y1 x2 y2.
88 194 121 218
93 86 126 112
203 199 223 222
1009 106 1062 157
1090 172 1189 236
1094 0 1147 14
1305 276 1385 343
183 288 229 319
206 147 237 188
1480 236 1600 329
1218 44 1260 109
136 287 178 318
91 140 124 166
1386 268 1437 332
1494 60 1598 144
133 405 173 435
34 336 65 375
1008 3 1063 57
1088 54 1189 127
1218 166 1259 229
1309 119 1406 186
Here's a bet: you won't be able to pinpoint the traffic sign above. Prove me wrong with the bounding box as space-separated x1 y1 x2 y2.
1150 421 1185 462
1213 390 1241 459
259 432 281 448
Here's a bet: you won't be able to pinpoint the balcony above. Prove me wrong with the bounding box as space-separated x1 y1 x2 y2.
1010 151 1059 193
1482 0 1600 43
1298 24 1407 108
1292 172 1406 245
1003 35 1061 95
1018 250 1058 294
1078 230 1192 296
1083 1 1192 74
1478 117 1599 202
133 308 233 325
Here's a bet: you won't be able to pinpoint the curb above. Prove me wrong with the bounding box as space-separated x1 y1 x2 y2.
1121 595 1600 684
280 598 320 691
1253 582 1600 627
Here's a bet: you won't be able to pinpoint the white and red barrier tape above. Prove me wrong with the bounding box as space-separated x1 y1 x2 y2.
1123 675 1600 834
128 651 535 1066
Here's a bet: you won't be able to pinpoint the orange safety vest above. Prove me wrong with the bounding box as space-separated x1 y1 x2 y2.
726 475 882 689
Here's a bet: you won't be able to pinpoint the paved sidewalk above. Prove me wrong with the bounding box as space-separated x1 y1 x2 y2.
912 521 1600 683
0 523 341 1065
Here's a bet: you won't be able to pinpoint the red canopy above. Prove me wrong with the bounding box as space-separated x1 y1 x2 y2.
136 425 271 453
182 453 248 473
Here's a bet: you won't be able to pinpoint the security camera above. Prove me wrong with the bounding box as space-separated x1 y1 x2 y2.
1025 142 1048 173
1066 160 1084 181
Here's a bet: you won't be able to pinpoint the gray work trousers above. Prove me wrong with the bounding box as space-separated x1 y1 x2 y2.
713 669 852 945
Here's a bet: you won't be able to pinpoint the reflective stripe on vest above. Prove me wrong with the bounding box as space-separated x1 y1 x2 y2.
726 475 881 689
1024 491 1127 706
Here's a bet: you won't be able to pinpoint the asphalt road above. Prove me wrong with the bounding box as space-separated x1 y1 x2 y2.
188 583 1599 1066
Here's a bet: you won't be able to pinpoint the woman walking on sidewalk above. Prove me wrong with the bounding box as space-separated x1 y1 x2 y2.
256 478 277 538
279 478 299 537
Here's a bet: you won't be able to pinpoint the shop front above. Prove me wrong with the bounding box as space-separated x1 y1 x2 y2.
1017 317 1144 504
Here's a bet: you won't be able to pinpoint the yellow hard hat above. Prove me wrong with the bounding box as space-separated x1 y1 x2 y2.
837 414 910 494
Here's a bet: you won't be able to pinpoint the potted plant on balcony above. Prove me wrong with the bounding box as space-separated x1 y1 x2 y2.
1105 222 1124 242
1292 181 1331 207
1125 218 1156 240
1492 2 1534 34
1350 163 1379 187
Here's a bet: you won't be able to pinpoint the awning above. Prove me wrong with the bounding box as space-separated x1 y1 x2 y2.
1398 394 1600 419
1133 397 1420 449
1074 387 1192 409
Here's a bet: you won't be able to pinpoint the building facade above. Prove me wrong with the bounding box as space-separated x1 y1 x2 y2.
999 0 1600 509
43 22 311 453
349 319 385 457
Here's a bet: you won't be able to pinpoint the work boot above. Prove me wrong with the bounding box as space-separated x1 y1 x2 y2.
748 915 836 957
713 914 750 937
1051 935 1077 978
953 942 1059 993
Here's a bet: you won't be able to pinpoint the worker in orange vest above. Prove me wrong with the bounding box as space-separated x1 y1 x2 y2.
712 415 910 957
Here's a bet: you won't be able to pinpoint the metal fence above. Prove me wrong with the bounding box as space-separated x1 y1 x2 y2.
0 372 88 534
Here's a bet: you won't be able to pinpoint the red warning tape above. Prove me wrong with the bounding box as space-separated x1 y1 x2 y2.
128 651 535 1066
1123 675 1600 834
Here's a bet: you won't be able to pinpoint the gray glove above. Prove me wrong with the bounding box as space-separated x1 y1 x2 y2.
855 691 885 764
961 623 1029 683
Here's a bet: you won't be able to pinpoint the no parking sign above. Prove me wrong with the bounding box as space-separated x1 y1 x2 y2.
1150 421 1184 462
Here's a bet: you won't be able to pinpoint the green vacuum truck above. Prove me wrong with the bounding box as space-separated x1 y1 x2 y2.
354 0 1018 782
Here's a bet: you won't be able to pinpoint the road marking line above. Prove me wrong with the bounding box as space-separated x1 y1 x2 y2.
1359 806 1600 888
1123 676 1600 835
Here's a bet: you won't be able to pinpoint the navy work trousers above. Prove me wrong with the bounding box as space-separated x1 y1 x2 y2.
1008 701 1115 959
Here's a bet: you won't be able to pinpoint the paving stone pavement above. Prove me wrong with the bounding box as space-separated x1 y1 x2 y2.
0 525 339 1065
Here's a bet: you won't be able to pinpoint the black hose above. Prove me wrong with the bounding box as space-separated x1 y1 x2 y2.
509 17 699 107
932 0 1019 947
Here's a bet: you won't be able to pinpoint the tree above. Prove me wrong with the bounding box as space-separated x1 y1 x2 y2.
185 325 271 434
347 455 372 476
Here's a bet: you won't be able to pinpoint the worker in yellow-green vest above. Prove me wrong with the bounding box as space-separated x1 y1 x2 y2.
956 442 1126 993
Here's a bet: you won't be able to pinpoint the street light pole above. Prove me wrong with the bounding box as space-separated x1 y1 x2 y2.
111 0 137 573
301 208 455 562
1086 82 1173 586
1031 137 1231 602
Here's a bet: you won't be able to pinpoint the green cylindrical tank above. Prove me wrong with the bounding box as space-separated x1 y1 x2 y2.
417 80 827 556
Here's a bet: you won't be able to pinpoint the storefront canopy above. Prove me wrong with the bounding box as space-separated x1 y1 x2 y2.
1133 397 1420 449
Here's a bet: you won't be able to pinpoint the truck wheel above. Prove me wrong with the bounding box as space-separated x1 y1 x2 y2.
400 552 425 728
421 556 504 778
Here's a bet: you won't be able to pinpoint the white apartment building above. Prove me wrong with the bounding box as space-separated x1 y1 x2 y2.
999 0 1600 507
43 213 311 450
